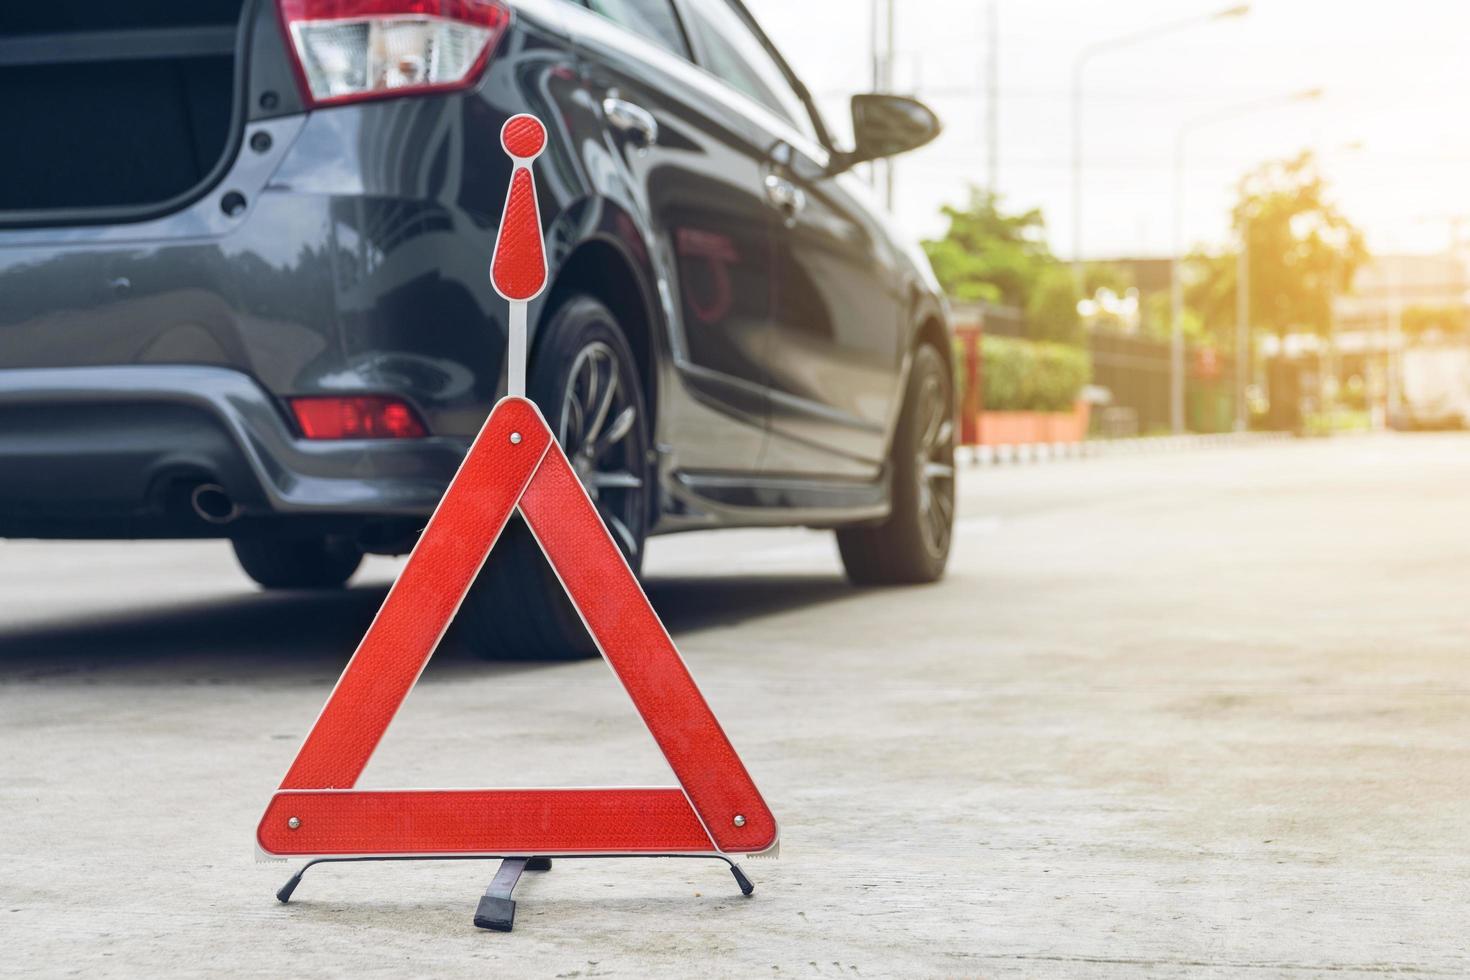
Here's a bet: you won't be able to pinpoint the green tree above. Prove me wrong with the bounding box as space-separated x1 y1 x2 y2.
1240 152 1366 336
1083 262 1134 298
1142 290 1205 343
1026 264 1083 345
923 187 1055 307
1182 249 1239 348
1189 151 1366 340
1401 304 1468 337
922 186 1080 344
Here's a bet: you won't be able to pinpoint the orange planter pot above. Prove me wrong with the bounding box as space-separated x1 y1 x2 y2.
973 400 1090 446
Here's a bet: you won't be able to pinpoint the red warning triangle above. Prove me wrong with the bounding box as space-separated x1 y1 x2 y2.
257 397 778 858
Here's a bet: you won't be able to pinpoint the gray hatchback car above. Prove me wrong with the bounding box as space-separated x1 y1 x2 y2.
0 0 955 657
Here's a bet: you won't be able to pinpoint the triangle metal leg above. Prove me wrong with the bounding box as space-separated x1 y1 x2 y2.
275 858 326 903
728 861 755 897
473 857 542 932
277 853 742 929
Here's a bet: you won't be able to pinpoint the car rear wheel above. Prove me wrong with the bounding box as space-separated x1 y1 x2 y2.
460 295 650 660
232 534 363 590
836 342 955 585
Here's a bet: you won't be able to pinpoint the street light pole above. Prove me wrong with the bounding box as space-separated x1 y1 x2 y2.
1070 4 1249 286
1171 134 1188 433
1236 226 1250 431
986 0 998 195
883 0 896 210
1320 140 1364 425
1171 88 1323 434
868 0 880 190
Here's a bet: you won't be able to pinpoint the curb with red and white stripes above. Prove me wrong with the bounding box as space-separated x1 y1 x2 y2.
959 431 1293 466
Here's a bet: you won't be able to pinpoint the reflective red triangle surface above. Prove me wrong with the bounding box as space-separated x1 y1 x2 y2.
257 397 778 857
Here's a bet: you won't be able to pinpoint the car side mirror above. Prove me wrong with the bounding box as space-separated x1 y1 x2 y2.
832 94 942 173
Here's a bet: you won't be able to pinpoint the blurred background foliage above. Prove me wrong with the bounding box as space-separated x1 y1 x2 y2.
926 151 1368 354
923 190 1083 346
1401 304 1467 337
957 335 1091 412
1186 151 1367 347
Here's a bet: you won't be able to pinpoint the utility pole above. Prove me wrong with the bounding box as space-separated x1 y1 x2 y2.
1386 250 1402 424
868 0 880 189
1327 252 1340 416
869 0 881 90
1171 87 1321 434
1171 136 1187 433
883 0 896 211
986 1 998 195
1071 5 1251 288
1236 226 1250 432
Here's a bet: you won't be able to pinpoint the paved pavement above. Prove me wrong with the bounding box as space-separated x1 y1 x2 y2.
3 433 1469 977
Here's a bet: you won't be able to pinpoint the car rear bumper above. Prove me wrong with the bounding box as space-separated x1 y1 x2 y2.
0 365 470 538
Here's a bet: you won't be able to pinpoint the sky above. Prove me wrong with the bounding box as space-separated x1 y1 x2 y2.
744 0 1470 260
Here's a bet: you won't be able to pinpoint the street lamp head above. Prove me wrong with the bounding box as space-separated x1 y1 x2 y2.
1214 4 1251 19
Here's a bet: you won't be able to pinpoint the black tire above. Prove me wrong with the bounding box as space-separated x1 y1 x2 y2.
232 534 363 589
460 295 651 660
836 342 955 585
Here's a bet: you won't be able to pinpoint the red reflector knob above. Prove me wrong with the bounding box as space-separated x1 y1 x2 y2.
501 114 546 159
491 114 549 302
290 396 428 440
491 168 547 300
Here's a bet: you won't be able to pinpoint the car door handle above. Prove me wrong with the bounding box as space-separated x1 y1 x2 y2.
763 173 806 220
602 95 658 146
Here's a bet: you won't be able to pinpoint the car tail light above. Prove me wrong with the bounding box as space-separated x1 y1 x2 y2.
277 0 510 107
290 396 429 439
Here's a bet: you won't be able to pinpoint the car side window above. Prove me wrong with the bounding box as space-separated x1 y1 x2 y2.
678 0 819 143
583 0 691 58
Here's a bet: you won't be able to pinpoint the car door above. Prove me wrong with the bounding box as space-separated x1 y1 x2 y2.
562 0 776 475
763 148 908 477
676 0 906 480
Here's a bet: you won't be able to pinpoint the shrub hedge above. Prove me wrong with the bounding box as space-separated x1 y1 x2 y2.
955 335 1091 413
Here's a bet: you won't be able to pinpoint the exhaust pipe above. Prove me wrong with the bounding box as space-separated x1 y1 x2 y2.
190 483 240 525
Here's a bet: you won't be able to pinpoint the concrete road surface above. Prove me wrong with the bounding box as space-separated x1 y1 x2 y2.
3 433 1469 977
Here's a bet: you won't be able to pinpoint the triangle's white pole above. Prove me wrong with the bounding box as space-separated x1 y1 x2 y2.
507 300 527 398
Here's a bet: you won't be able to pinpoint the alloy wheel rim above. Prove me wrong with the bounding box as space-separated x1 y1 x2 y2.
558 340 645 560
914 370 955 559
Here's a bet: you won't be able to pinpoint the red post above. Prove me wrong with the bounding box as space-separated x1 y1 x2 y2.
956 324 983 446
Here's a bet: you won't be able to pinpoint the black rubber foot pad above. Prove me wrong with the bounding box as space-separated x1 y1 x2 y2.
524 857 553 872
473 895 516 932
276 870 307 904
730 864 755 896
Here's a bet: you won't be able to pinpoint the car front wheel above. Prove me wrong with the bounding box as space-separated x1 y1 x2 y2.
836 341 955 585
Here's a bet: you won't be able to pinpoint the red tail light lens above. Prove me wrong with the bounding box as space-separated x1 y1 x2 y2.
277 0 510 107
290 396 429 439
